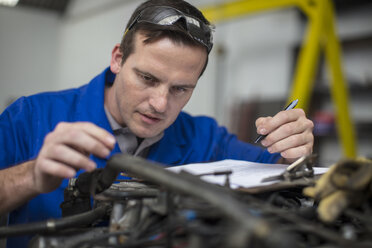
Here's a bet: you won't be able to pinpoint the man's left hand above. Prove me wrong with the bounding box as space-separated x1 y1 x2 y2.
255 108 314 163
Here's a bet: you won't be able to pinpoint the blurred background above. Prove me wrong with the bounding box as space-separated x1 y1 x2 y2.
0 0 371 165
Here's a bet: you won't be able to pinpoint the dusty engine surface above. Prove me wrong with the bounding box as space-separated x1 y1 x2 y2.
1 154 372 248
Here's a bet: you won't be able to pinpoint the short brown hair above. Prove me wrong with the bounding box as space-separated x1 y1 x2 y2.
119 0 212 77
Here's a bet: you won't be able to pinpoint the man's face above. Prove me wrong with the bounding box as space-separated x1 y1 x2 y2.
105 33 207 138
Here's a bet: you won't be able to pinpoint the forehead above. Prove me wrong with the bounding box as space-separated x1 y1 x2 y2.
128 32 207 81
134 29 207 53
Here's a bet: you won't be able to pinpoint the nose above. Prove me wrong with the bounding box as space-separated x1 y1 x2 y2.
149 86 168 113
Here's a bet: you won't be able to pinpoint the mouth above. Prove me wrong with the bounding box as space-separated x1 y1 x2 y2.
139 113 162 124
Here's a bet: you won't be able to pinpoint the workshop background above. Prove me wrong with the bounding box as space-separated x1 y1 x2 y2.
0 0 371 165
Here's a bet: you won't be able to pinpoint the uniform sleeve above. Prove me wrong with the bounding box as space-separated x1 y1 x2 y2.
0 97 34 168
212 124 281 163
193 116 281 164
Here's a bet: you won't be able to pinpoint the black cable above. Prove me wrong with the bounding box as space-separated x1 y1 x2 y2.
106 154 296 248
0 205 109 238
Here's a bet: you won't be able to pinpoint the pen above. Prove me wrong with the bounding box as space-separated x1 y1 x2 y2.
254 99 299 144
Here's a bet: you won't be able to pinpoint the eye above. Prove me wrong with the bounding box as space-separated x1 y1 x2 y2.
142 75 153 81
171 86 187 95
138 73 156 85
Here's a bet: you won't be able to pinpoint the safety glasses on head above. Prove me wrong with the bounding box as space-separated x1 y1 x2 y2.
126 5 214 53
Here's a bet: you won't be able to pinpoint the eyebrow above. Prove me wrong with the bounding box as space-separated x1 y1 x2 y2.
176 84 196 89
133 68 160 82
133 67 197 89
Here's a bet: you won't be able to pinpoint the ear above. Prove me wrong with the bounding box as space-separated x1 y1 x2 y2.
110 44 123 74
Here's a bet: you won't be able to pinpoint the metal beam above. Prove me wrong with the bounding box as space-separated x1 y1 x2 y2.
201 0 357 158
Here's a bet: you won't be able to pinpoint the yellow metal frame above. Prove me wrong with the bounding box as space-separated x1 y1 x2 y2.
201 0 356 158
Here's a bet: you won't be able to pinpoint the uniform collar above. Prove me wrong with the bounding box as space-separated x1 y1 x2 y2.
77 67 121 167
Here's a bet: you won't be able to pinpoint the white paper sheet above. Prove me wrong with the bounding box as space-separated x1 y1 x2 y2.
167 159 329 189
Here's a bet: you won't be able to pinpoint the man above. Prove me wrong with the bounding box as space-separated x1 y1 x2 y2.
0 0 314 246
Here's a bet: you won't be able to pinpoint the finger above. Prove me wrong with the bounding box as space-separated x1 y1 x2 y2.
76 122 116 149
303 186 316 198
278 142 313 159
259 109 306 135
52 122 116 149
255 116 272 135
266 133 305 153
49 123 115 158
67 132 111 158
37 158 77 178
318 191 349 223
47 131 110 158
43 144 96 172
262 118 313 147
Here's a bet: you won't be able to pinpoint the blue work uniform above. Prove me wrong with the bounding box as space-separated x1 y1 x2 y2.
0 67 280 247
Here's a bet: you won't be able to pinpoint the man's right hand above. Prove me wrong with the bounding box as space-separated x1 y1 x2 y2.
33 122 116 194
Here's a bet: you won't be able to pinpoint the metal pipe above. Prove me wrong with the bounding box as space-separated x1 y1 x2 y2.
0 205 108 238
107 154 295 248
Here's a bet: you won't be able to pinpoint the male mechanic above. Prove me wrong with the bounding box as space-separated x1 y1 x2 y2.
0 0 313 245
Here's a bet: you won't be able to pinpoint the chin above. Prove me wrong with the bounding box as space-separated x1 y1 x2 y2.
134 128 161 139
